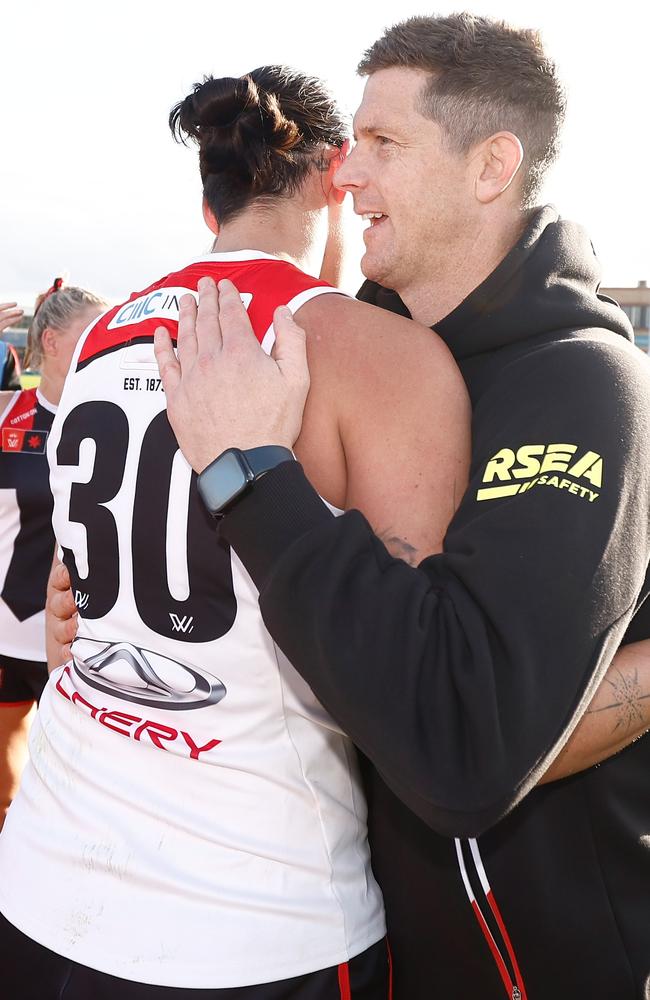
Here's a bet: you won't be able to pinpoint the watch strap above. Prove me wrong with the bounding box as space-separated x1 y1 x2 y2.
242 445 295 479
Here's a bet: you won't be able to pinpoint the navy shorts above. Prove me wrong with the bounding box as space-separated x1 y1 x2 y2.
0 913 392 999
0 654 48 705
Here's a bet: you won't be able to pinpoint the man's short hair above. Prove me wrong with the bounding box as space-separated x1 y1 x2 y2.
358 13 566 205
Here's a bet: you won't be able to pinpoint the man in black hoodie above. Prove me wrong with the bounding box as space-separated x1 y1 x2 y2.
153 14 650 1000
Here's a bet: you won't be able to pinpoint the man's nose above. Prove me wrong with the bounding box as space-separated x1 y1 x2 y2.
333 145 365 193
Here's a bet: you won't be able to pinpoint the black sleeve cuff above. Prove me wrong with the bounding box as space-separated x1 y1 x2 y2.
219 460 334 590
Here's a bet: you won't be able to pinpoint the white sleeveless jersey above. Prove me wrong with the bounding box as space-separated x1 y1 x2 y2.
0 388 57 661
0 252 384 988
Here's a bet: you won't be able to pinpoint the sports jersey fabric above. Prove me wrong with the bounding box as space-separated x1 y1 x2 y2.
0 253 385 989
217 208 650 999
0 388 56 662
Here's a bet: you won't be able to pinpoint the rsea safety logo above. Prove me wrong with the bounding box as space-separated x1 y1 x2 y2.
477 443 603 503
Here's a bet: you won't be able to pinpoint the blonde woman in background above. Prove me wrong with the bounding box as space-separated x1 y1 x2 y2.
0 281 105 828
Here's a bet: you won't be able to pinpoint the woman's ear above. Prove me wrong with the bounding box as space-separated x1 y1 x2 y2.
326 140 350 205
40 327 58 360
202 199 220 235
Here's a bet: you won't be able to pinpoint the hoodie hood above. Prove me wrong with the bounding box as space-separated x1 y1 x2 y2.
435 205 633 360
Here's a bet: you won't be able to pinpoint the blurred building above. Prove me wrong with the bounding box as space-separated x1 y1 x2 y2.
601 280 650 353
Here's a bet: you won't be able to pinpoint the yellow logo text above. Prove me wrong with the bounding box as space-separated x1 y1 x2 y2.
477 444 603 503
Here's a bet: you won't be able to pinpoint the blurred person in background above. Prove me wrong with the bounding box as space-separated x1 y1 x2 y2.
0 281 105 829
0 303 24 391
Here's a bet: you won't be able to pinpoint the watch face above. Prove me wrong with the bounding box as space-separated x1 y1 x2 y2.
198 449 250 515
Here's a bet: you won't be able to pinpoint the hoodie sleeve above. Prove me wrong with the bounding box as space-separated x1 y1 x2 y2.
220 334 650 837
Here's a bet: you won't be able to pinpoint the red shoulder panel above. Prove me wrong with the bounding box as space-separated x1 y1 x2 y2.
76 258 332 369
1 388 38 431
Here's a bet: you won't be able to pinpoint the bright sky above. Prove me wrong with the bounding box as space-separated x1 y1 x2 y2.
2 0 648 308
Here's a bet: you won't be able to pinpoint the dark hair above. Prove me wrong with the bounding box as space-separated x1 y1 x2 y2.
358 13 566 205
170 66 348 224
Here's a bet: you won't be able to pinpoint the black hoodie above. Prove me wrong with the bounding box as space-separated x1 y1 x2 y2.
221 207 650 998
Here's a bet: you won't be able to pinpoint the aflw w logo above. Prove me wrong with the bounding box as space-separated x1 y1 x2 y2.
169 614 194 634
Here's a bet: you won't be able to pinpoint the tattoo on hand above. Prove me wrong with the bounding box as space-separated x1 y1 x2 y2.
587 667 650 733
377 529 419 566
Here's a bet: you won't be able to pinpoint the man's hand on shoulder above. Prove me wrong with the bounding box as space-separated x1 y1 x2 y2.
154 277 310 473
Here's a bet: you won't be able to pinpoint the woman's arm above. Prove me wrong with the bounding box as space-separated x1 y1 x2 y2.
318 146 350 289
318 197 347 289
294 293 471 560
541 639 650 781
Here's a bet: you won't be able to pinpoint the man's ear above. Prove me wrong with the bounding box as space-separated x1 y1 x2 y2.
202 199 220 236
474 132 524 204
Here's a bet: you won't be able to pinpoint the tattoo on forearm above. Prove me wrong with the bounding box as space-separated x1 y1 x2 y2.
376 529 419 566
587 667 650 733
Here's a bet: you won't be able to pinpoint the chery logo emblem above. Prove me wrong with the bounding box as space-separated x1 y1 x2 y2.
71 640 226 711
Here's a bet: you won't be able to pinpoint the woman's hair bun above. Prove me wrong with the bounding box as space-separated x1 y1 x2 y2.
169 65 349 225
171 76 257 140
170 75 302 186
